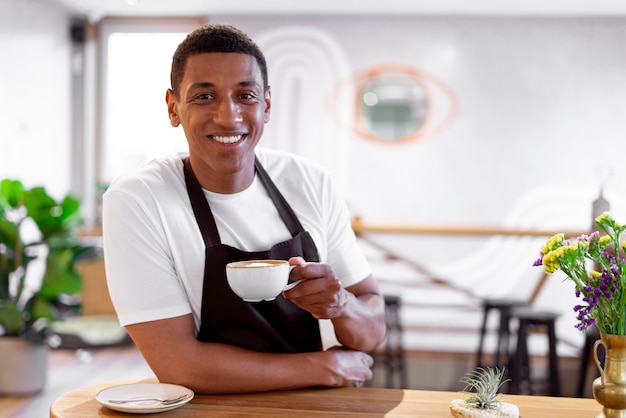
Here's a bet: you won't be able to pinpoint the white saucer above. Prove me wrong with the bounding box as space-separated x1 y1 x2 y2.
96 383 194 414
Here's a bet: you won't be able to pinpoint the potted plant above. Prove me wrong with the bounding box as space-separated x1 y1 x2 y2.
0 178 91 394
449 367 519 418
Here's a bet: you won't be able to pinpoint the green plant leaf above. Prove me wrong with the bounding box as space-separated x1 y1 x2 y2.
0 179 25 209
29 296 56 321
0 214 19 248
39 248 83 299
0 300 27 336
22 187 65 240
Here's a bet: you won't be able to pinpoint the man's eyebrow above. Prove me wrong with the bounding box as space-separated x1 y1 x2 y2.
238 80 261 88
187 80 262 92
188 82 215 91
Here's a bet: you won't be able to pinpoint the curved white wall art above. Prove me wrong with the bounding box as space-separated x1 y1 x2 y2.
255 25 353 194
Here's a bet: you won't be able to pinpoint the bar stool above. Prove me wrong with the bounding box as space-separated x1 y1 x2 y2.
509 308 560 396
372 294 408 388
475 298 528 369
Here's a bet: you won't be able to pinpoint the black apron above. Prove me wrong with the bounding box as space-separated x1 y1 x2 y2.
183 157 322 353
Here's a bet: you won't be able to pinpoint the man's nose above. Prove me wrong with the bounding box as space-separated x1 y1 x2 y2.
213 98 243 125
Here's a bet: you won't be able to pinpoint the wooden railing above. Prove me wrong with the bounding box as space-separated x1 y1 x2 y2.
352 217 588 238
351 217 590 305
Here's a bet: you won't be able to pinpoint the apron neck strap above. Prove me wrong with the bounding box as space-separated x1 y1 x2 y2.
254 156 305 237
182 157 221 244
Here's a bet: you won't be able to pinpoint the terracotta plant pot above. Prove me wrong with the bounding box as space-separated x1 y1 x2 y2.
0 336 48 395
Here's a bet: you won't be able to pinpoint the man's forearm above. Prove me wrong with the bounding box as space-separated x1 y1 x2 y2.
158 343 334 394
331 290 386 352
126 316 353 394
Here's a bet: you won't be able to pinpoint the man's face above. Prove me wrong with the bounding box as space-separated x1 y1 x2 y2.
167 52 271 180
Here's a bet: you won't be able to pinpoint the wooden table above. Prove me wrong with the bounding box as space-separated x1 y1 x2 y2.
50 380 602 417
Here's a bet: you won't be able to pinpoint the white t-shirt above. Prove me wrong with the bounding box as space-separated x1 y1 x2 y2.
102 148 371 335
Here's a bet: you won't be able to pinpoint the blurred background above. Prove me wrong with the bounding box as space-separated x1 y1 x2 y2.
2 0 626 409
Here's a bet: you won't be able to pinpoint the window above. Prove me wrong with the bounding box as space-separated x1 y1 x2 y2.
100 20 200 184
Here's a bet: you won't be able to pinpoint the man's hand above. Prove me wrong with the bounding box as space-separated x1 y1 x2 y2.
318 347 374 388
283 257 350 319
283 256 386 352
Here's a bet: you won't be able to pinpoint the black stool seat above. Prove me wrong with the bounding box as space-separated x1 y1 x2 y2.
509 308 560 396
475 298 528 369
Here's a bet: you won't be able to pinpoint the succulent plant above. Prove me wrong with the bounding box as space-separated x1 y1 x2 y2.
450 367 518 418
460 367 509 410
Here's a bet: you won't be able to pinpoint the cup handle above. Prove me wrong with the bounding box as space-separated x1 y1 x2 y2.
283 265 300 291
283 280 302 291
593 338 606 387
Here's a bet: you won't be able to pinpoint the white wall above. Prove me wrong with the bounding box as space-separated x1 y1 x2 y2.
219 15 626 225
0 0 74 199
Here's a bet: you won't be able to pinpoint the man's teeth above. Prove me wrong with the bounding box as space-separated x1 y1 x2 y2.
213 135 242 144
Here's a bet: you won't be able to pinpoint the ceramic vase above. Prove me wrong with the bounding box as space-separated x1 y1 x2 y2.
0 336 48 395
593 333 626 418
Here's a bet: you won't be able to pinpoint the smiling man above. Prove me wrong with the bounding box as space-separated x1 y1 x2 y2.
102 23 385 394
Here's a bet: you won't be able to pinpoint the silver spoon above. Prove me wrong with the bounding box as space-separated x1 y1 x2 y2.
108 393 190 405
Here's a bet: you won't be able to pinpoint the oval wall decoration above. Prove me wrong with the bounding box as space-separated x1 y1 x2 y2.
329 63 459 145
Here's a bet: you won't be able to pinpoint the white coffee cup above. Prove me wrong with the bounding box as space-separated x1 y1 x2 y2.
225 259 300 302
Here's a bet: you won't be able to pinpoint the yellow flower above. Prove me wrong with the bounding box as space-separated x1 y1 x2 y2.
542 249 561 274
544 265 558 274
600 236 611 246
542 233 565 254
596 212 611 224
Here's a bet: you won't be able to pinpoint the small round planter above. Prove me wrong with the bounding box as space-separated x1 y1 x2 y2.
0 336 48 395
449 399 519 418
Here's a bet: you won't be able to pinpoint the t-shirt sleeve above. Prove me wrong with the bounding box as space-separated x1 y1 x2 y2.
321 172 371 288
102 184 192 327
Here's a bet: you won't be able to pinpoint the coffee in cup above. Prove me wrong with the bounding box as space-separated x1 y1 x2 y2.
226 259 300 302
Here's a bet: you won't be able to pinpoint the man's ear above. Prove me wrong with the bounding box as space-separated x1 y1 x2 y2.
263 87 271 124
166 88 180 127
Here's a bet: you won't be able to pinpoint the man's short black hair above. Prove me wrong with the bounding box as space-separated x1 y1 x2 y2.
170 23 268 96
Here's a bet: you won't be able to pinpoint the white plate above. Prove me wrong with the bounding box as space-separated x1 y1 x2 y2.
96 383 194 414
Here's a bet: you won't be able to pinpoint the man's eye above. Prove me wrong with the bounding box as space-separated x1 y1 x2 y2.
196 93 213 100
240 93 257 100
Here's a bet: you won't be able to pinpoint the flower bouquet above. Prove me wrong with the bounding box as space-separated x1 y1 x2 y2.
533 212 626 336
